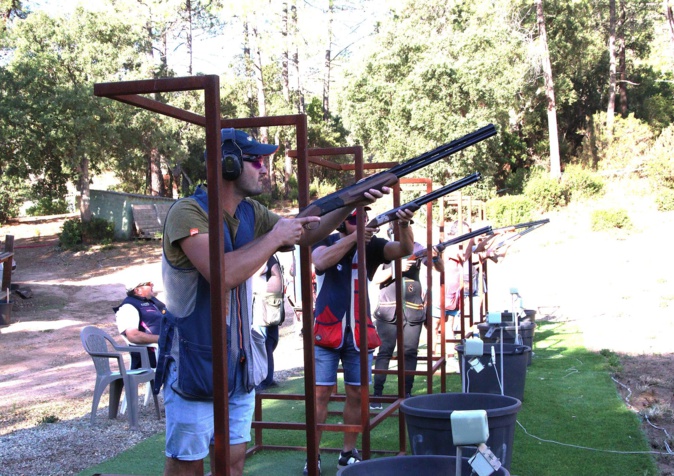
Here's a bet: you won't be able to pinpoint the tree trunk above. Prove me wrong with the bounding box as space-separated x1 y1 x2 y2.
323 0 334 121
284 136 292 199
149 148 165 196
291 2 305 114
618 2 628 117
281 2 291 198
186 0 193 76
606 0 617 140
242 21 255 116
79 157 92 222
250 16 272 190
282 2 290 103
665 0 674 57
535 0 561 178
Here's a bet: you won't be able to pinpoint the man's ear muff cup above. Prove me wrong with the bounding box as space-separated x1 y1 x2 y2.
221 128 243 181
337 222 346 233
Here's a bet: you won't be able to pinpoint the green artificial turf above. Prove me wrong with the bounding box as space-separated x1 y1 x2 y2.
80 321 658 476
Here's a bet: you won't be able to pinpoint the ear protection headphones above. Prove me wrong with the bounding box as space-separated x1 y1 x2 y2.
337 221 347 233
221 128 243 181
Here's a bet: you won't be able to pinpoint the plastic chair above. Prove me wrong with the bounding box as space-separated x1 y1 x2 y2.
118 338 158 412
80 326 160 430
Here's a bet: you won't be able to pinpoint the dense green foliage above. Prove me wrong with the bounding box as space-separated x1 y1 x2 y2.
82 217 115 244
561 164 605 200
1 0 672 225
523 169 570 212
25 198 69 217
58 218 83 249
485 195 536 227
645 124 674 190
58 217 115 249
591 208 633 231
0 174 29 223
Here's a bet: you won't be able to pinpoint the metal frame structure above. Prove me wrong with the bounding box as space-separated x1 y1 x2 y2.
93 74 471 476
250 160 451 468
94 74 312 476
434 193 491 360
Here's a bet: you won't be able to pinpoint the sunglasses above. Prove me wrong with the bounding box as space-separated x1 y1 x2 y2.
242 154 265 169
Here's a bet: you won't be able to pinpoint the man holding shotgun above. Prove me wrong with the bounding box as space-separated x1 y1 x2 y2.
156 128 389 476
309 206 416 473
370 224 443 408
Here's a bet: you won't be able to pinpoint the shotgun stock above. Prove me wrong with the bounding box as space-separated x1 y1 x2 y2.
295 124 496 220
296 172 398 220
366 173 481 228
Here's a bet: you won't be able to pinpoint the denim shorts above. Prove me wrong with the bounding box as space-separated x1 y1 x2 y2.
432 306 460 319
164 361 255 460
315 328 373 386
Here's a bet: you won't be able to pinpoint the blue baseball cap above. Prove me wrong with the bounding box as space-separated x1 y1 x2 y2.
221 129 279 157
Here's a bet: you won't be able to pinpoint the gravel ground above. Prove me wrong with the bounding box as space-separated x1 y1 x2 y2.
0 319 306 476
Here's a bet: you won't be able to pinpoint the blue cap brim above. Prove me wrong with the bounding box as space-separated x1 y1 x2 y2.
223 129 279 156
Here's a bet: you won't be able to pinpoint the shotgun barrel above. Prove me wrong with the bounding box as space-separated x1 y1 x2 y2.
367 173 482 229
409 226 493 261
295 124 497 220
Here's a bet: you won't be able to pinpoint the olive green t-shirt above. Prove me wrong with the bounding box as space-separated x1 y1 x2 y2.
163 194 281 269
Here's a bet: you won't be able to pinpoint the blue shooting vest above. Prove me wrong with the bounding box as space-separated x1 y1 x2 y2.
113 295 165 369
154 185 257 400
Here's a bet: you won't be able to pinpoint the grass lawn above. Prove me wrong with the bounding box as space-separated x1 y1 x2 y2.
80 320 658 476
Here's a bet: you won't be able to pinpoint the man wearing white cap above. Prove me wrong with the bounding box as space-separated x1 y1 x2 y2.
113 281 164 369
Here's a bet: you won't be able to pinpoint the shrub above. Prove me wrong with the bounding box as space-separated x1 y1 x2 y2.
59 217 115 249
0 175 29 223
485 195 536 227
577 112 655 173
523 170 569 212
562 164 605 200
310 178 337 200
59 218 83 249
591 208 632 231
645 124 674 190
38 414 60 424
26 198 69 217
254 192 272 208
82 217 115 244
655 188 674 212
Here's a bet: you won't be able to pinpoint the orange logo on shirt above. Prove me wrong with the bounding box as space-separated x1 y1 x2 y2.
190 228 199 236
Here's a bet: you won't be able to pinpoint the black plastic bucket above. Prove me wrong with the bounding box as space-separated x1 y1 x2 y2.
400 393 521 470
477 321 536 365
455 343 530 402
337 455 510 475
0 299 13 327
523 309 537 323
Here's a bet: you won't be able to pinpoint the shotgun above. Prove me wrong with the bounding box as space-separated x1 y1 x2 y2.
366 173 482 229
296 124 497 220
494 218 550 248
408 226 494 261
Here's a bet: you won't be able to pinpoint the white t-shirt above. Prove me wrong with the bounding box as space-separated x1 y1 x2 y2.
115 304 140 335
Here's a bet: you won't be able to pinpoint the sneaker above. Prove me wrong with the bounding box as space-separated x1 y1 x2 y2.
337 448 362 468
369 401 383 410
303 454 321 476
